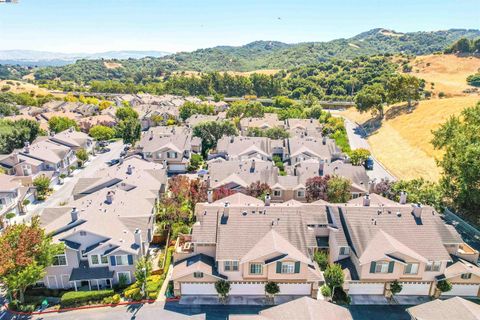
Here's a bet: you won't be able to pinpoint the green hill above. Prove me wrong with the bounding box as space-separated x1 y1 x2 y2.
31 28 480 83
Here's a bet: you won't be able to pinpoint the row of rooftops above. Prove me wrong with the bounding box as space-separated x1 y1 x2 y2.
0 128 92 169
39 156 167 256
188 192 467 267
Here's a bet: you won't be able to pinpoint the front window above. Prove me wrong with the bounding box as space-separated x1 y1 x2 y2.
167 151 177 159
250 263 263 275
339 247 350 255
117 271 131 284
461 273 472 279
375 262 390 273
273 190 282 197
91 254 108 265
52 254 67 266
296 190 305 198
404 263 419 275
224 261 239 272
115 255 128 266
281 262 295 274
193 272 204 278
425 261 442 272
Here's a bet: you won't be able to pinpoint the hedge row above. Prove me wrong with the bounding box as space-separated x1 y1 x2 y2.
60 289 114 307
123 275 164 300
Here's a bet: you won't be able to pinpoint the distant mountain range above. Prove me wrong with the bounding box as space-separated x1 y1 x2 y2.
0 50 171 66
2 28 480 82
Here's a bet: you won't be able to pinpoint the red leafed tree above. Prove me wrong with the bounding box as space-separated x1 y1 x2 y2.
213 187 237 201
306 175 331 202
0 217 63 303
246 181 271 199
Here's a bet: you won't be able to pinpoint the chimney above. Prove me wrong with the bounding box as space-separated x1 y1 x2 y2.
106 191 114 204
412 204 422 219
265 193 271 206
250 159 255 173
149 130 154 140
363 194 371 206
310 118 313 123
11 152 19 164
24 141 30 154
127 164 133 175
206 175 211 188
71 207 78 222
399 191 407 204
69 126 74 133
207 189 213 203
319 159 325 176
162 159 167 168
322 136 327 145
368 180 376 193
230 136 234 143
223 202 230 218
134 228 143 254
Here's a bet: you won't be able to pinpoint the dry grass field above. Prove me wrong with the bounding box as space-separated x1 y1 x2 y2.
341 54 480 181
341 96 480 181
104 61 123 69
0 79 54 96
408 54 480 96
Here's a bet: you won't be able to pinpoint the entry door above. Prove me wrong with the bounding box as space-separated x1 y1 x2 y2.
47 276 58 289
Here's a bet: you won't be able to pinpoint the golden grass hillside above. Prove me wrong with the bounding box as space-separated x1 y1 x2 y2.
0 79 53 96
341 96 480 181
408 54 480 96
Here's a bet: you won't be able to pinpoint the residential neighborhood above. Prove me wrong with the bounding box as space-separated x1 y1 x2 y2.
0 88 479 320
0 2 479 319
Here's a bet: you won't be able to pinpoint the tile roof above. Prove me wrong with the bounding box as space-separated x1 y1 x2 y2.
407 297 480 320
231 297 352 320
193 200 329 261
338 205 464 262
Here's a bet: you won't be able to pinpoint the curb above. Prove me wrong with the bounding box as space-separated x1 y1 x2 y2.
6 299 157 315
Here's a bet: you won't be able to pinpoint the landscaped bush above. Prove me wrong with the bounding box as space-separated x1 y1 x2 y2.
26 287 66 297
163 247 174 272
122 275 164 301
124 287 142 301
60 290 114 307
9 300 37 312
102 294 121 304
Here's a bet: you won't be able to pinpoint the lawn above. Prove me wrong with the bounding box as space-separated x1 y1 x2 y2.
341 96 480 181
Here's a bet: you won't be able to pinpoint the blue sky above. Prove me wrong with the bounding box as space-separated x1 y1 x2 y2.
0 0 478 53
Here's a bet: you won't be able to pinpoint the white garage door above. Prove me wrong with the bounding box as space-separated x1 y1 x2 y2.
442 284 480 297
277 283 311 295
348 283 385 295
397 282 431 295
230 283 265 295
181 283 217 295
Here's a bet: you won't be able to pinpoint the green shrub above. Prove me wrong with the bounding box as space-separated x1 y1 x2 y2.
22 199 30 206
314 251 329 271
9 300 36 312
124 287 142 301
102 293 121 304
436 279 452 293
321 284 332 298
60 290 114 307
163 247 174 272
5 212 16 220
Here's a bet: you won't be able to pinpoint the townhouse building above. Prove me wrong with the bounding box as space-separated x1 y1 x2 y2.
136 126 202 173
172 193 325 298
38 156 167 291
